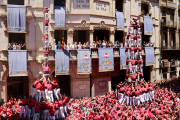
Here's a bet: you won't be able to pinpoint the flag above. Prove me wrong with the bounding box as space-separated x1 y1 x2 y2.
62 31 64 49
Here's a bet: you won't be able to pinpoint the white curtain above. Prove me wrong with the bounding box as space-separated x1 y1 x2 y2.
144 16 153 35
55 6 65 28
115 11 124 29
7 5 26 31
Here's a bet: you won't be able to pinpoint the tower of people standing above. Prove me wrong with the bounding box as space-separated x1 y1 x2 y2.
116 18 154 106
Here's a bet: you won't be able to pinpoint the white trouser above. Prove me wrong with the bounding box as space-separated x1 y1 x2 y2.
151 90 154 100
134 40 137 46
130 97 133 105
31 107 35 117
135 65 138 72
53 88 56 99
33 113 39 120
44 56 48 63
31 86 35 98
138 28 140 34
139 95 143 103
131 51 134 60
146 92 149 101
140 64 143 73
126 64 129 74
125 95 130 105
141 78 144 82
134 52 138 59
45 26 48 32
64 105 67 115
138 38 141 46
139 51 142 59
44 110 50 120
142 93 145 102
132 65 136 75
135 96 140 106
128 28 132 34
47 90 54 103
149 91 152 101
125 51 129 59
65 103 69 113
49 116 55 120
119 93 124 104
19 106 24 117
23 105 28 117
131 39 134 46
45 89 48 100
125 39 129 47
44 40 49 47
54 110 59 119
41 90 45 100
36 89 41 102
133 96 136 106
134 29 137 35
59 106 65 118
45 13 48 18
27 108 31 120
56 88 62 99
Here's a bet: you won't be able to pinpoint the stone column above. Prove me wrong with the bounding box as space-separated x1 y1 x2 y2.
110 27 115 43
176 30 179 48
67 30 74 44
89 29 94 43
91 80 95 97
167 29 169 47
0 80 7 102
108 80 111 92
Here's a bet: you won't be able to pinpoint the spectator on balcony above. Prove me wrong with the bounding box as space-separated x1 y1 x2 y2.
13 43 17 50
109 41 113 48
97 40 101 48
17 43 21 50
78 42 82 49
142 41 146 47
19 39 23 45
70 41 75 50
11 40 15 47
74 42 78 49
57 41 62 49
92 41 97 48
106 41 110 48
53 43 57 50
82 43 86 49
102 40 106 48
7 43 12 50
90 42 93 48
67 43 70 50
21 43 26 50
85 42 90 49
48 43 52 50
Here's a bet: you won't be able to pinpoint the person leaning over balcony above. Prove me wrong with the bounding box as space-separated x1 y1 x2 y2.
78 42 82 49
102 40 106 48
74 42 78 49
43 47 49 64
92 41 97 48
53 43 57 50
7 43 12 50
70 41 75 49
17 43 21 50
21 43 26 50
57 41 62 49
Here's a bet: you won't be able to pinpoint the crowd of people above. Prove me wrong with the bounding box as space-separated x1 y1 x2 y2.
1 76 180 119
7 40 26 50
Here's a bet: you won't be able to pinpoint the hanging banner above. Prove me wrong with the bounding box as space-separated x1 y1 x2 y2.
120 48 127 69
8 50 28 76
115 11 125 30
144 16 153 35
55 50 69 75
145 47 155 66
98 48 114 72
77 49 91 74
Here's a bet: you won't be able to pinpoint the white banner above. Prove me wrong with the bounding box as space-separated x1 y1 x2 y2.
74 0 90 9
93 1 109 12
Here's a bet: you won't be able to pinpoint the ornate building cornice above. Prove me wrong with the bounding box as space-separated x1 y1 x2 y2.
94 21 111 30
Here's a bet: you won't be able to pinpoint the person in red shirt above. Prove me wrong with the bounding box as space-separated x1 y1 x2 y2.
31 79 39 98
27 100 34 120
22 97 29 118
64 95 69 115
53 80 62 100
36 79 43 102
42 63 50 80
130 34 135 46
54 100 59 119
49 106 55 120
33 103 40 120
44 18 49 32
43 47 49 64
58 99 65 118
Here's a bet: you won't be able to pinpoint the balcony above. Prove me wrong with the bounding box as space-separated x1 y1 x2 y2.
170 60 176 67
161 20 169 27
160 0 176 9
161 43 179 50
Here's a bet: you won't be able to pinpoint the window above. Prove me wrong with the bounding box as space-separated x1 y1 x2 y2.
116 0 123 12
8 0 24 5
163 32 166 46
141 4 149 15
170 13 174 26
54 0 65 7
171 33 174 47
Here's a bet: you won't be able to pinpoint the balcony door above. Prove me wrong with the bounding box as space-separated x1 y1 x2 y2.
170 13 174 26
8 0 24 5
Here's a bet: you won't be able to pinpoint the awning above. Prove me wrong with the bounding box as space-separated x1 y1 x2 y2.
115 11 125 30
55 6 65 28
77 49 91 74
8 50 28 76
145 47 155 66
144 16 153 35
55 50 69 75
7 5 26 31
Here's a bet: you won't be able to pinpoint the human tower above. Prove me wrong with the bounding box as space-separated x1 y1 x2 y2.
116 18 154 106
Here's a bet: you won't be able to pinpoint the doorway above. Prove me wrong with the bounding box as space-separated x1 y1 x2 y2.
115 31 124 43
94 30 109 42
143 66 150 82
54 30 67 44
7 76 29 100
73 30 89 44
52 72 71 96
111 70 126 90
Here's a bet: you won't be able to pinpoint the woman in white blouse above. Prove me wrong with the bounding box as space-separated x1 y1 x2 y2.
78 42 82 49
13 43 17 50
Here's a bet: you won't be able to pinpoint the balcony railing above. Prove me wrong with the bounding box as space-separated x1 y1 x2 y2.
160 0 176 9
161 20 177 28
161 43 179 50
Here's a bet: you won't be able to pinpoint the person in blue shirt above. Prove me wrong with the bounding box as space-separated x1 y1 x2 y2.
57 41 62 49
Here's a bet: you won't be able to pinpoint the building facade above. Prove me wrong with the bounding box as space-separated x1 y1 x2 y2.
160 0 180 79
0 0 160 102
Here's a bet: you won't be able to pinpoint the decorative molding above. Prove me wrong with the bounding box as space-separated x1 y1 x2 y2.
94 21 111 30
74 20 90 29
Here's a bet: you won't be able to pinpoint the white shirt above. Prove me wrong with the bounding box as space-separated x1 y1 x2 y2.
53 45 57 50
102 43 106 48
78 45 82 49
90 44 93 48
71 44 75 49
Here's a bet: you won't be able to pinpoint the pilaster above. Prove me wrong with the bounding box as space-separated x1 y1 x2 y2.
89 29 94 43
67 30 74 44
0 80 7 102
